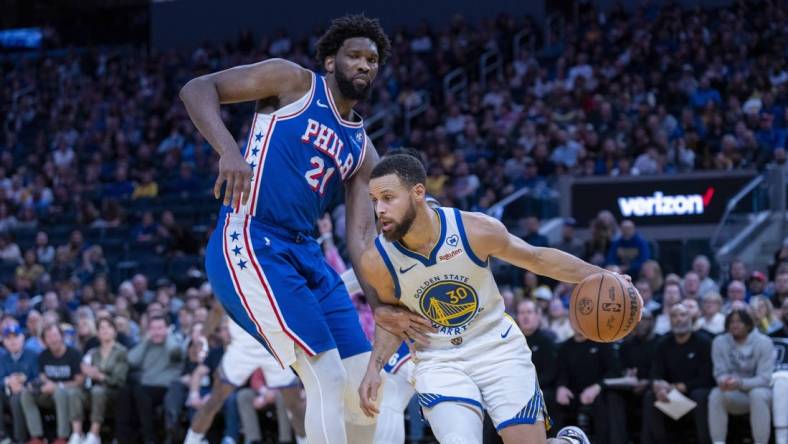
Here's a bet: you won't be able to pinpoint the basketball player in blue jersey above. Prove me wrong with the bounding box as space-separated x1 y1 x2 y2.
179 15 433 444
356 155 641 443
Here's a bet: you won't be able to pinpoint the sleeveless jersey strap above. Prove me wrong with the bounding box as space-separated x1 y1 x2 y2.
452 208 488 267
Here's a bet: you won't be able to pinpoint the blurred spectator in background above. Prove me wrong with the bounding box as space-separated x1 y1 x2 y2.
646 304 713 444
21 323 84 444
555 218 584 258
654 282 683 335
606 220 650 277
80 317 128 444
693 255 720 297
0 324 38 444
119 315 182 444
709 309 774 444
697 292 726 336
555 327 623 442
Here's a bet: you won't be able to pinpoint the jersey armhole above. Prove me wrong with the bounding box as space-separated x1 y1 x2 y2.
345 134 368 181
374 237 401 299
452 208 488 267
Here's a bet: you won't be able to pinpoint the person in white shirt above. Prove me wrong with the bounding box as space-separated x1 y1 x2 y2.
697 292 725 335
654 283 682 335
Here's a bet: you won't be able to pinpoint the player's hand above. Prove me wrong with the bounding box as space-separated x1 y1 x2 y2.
655 387 670 402
214 149 253 210
358 368 383 417
557 386 574 406
374 305 437 347
580 384 601 405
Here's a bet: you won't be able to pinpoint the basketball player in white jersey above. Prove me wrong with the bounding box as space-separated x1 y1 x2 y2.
185 302 307 444
356 154 634 443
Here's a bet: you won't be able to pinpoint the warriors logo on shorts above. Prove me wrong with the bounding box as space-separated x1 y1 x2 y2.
419 280 480 328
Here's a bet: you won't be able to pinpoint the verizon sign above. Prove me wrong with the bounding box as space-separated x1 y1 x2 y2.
569 174 754 226
618 188 714 217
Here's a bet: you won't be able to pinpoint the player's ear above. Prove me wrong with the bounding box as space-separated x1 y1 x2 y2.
324 56 335 74
412 183 426 200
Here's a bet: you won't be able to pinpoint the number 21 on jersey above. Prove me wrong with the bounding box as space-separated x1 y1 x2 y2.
304 156 335 195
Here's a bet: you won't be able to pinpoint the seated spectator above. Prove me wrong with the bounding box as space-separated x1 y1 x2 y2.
75 311 99 353
132 211 160 245
772 272 788 309
516 300 558 411
21 323 85 444
723 280 747 313
697 292 725 336
750 295 782 335
33 232 54 267
236 369 284 444
769 298 788 444
0 234 22 265
645 304 713 444
721 259 748 298
709 309 774 444
606 220 650 277
554 218 584 258
555 327 623 442
654 282 683 335
615 310 659 442
522 216 549 248
118 315 182 444
0 324 38 444
639 260 665 300
79 317 128 444
132 168 158 200
635 279 661 315
24 310 45 354
683 271 703 300
682 298 703 333
692 255 720 297
748 271 768 298
547 298 573 343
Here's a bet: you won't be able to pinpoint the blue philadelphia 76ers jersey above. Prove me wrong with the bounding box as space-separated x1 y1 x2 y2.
228 71 368 233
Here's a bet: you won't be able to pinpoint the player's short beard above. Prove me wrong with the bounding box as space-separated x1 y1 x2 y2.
335 65 372 101
382 201 417 242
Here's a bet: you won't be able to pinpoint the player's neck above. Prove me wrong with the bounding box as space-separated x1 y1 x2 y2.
325 76 357 119
400 206 439 255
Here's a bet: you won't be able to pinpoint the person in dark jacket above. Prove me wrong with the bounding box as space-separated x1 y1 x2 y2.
0 324 38 443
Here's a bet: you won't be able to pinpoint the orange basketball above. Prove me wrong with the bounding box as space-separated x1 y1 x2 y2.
569 272 642 342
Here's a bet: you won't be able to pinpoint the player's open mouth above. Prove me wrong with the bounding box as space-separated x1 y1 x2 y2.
380 221 393 231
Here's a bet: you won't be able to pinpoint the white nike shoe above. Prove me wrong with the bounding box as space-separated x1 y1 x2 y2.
556 426 590 444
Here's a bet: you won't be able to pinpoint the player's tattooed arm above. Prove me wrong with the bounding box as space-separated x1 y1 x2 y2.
463 211 605 284
359 323 401 417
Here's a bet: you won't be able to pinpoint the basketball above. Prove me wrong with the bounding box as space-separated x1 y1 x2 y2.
569 273 642 343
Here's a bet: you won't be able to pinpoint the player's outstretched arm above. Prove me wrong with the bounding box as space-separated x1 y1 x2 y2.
179 59 311 208
464 211 605 284
346 139 381 307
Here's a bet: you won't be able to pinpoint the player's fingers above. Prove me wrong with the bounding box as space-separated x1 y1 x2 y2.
223 174 236 206
408 313 438 332
232 171 246 210
242 170 253 206
410 322 436 336
407 328 430 347
213 173 226 200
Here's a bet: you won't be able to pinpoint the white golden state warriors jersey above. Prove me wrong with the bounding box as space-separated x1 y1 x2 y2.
374 207 505 349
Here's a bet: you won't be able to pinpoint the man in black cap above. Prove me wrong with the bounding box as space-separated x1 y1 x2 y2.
555 218 584 258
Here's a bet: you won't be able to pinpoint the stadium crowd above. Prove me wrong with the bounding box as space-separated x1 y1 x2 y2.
0 0 786 443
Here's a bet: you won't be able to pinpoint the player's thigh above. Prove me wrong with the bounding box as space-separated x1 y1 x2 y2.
498 423 547 444
414 359 482 412
312 261 371 359
469 331 547 432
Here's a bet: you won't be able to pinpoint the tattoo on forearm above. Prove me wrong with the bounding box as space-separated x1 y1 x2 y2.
375 356 384 370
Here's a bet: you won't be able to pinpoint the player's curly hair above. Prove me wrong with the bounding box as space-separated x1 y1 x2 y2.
315 14 391 67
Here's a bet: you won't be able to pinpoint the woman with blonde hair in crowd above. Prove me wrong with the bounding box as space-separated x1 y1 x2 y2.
750 295 782 335
697 292 726 335
639 260 665 296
